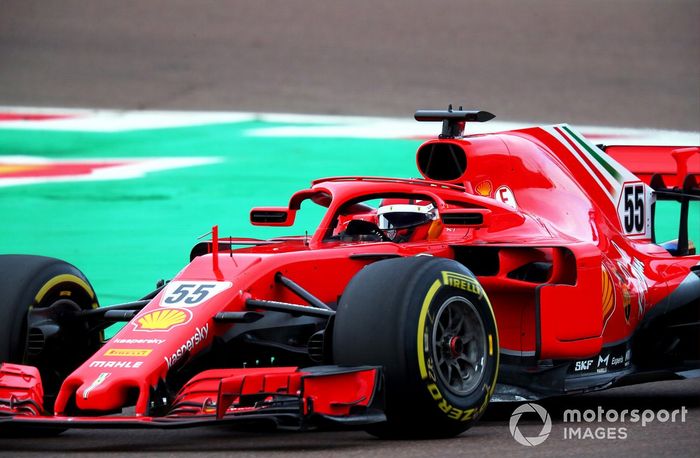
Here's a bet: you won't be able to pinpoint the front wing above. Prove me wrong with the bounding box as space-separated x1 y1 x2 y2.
0 363 385 431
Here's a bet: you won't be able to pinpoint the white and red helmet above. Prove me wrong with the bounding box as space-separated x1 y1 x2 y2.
377 200 438 241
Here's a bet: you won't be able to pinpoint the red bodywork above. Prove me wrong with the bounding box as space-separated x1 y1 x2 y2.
2 123 698 428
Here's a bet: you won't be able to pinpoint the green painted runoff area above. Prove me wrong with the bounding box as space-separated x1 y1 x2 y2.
0 121 420 305
0 120 696 314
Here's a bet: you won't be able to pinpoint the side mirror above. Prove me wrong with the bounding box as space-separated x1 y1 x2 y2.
250 207 296 226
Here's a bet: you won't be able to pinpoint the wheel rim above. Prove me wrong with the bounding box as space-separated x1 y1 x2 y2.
431 296 487 396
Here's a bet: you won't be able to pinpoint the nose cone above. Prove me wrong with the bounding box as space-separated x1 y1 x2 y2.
75 372 132 411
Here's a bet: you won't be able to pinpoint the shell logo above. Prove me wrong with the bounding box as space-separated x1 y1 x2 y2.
475 180 493 197
133 308 192 332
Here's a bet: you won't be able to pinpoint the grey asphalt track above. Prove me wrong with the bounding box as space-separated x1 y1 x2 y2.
0 1 699 456
0 0 699 130
1 378 699 457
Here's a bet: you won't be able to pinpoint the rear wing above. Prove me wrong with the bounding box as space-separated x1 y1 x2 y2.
601 145 699 192
601 145 699 255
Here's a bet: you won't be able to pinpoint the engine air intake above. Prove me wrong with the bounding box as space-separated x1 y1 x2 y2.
417 141 468 182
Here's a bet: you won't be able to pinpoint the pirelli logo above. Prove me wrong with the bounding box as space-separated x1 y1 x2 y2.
104 348 152 357
441 271 483 298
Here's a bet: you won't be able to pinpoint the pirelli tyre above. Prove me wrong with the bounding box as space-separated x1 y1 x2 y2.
0 255 102 418
333 256 499 439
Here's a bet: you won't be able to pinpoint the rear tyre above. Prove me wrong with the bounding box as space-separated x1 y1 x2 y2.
0 255 102 418
333 256 499 439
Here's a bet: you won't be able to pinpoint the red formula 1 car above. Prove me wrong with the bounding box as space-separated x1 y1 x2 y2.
1 109 698 438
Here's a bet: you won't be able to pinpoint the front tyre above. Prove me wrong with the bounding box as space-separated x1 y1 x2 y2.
0 255 102 414
333 256 499 439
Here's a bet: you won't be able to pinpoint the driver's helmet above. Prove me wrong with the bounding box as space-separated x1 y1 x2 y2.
377 199 438 242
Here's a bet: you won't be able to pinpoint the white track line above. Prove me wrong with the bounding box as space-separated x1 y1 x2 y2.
0 106 698 145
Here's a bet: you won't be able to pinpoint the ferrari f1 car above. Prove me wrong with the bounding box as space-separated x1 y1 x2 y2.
1 108 698 438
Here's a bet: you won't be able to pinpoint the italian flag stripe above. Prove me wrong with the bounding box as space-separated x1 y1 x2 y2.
562 125 623 183
554 126 617 197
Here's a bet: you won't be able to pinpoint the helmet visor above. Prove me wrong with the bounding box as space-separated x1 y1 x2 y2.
377 204 436 230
